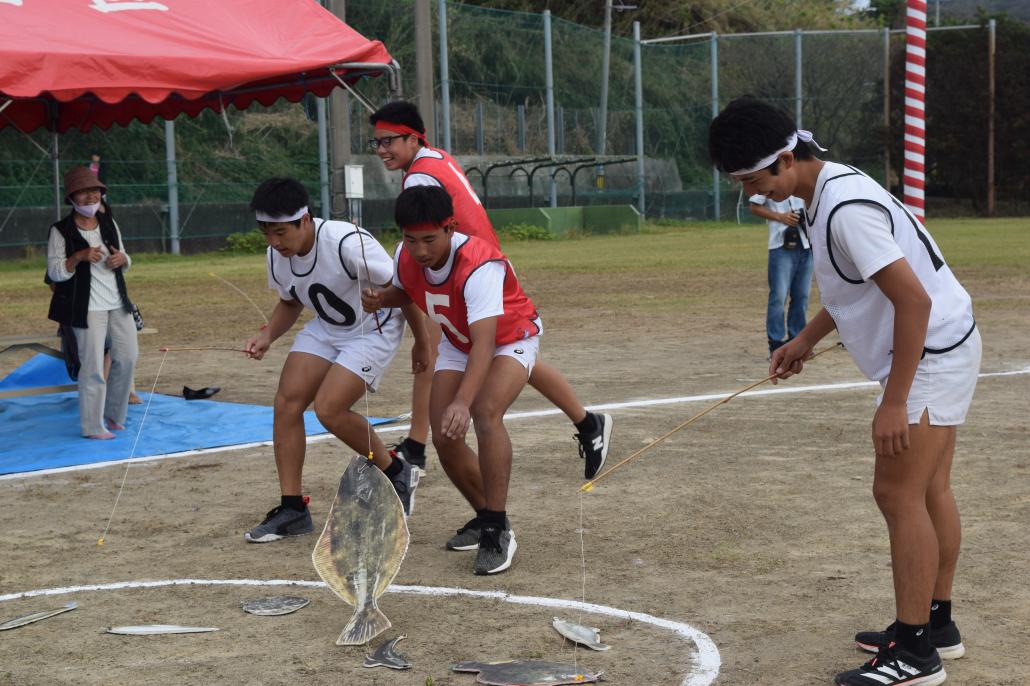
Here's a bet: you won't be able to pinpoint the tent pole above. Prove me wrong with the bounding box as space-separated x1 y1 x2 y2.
52 131 61 221
165 118 180 255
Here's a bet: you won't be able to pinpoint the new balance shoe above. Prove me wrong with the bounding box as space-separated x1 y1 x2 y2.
244 505 313 543
576 412 613 479
389 455 420 517
835 642 946 686
446 517 482 551
474 525 517 575
856 621 965 660
390 440 427 475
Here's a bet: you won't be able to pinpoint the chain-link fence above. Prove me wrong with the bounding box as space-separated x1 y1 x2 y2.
0 0 1012 252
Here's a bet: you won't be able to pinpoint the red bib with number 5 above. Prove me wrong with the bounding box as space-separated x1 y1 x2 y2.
397 234 539 353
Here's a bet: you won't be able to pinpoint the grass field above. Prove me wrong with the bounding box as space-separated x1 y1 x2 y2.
1 216 1028 685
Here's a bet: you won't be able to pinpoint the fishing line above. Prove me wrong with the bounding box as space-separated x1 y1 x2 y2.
97 349 169 546
208 272 269 327
579 343 843 493
158 346 250 353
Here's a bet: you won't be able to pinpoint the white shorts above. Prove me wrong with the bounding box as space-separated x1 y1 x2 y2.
290 311 404 392
877 326 981 426
434 325 541 376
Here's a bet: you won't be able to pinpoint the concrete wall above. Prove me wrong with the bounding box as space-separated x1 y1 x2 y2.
487 204 641 237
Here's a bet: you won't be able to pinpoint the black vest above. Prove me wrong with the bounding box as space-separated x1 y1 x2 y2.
47 208 131 328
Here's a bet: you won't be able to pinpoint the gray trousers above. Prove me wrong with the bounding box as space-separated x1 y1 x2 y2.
72 308 139 436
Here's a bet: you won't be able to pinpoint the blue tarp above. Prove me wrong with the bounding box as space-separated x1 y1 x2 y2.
0 354 398 475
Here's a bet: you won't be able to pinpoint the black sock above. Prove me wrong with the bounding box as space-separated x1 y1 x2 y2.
281 495 306 512
384 456 404 478
574 412 598 434
894 620 933 657
930 599 952 628
480 509 507 530
401 437 426 457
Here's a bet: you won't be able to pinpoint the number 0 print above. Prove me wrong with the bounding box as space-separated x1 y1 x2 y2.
426 292 470 344
306 283 357 327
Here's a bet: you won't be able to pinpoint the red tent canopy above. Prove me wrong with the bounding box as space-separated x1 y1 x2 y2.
0 0 395 133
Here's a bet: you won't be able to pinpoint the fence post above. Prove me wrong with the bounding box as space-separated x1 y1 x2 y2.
556 106 565 154
987 18 995 217
517 104 526 153
884 26 891 189
711 31 720 221
475 101 485 155
794 28 803 127
164 118 180 255
633 20 645 217
438 0 451 151
317 97 331 218
544 9 557 207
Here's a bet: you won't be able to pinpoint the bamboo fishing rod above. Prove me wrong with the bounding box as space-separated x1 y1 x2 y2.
579 343 843 493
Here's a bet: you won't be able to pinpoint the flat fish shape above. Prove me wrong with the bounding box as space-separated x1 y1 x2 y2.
363 634 412 670
241 595 310 616
551 617 610 651
452 659 602 686
0 601 77 631
312 456 410 646
106 625 219 635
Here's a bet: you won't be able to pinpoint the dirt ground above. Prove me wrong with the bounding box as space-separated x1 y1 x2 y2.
1 235 1028 685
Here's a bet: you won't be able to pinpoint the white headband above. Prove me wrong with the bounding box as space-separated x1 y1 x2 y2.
255 206 308 223
729 130 827 176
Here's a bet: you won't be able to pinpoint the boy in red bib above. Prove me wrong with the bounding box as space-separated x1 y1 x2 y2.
362 185 538 575
368 101 612 484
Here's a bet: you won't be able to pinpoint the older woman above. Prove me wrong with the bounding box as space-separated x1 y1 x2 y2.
46 166 139 440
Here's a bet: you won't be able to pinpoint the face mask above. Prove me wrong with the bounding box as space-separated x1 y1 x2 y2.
72 201 101 218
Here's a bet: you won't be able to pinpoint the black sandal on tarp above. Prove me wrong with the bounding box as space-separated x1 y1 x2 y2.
183 386 221 400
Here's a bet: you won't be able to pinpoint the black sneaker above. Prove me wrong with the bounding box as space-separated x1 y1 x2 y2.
389 455 420 517
474 524 517 575
391 440 427 475
445 517 482 551
835 642 946 686
576 413 613 479
244 505 313 543
856 621 965 660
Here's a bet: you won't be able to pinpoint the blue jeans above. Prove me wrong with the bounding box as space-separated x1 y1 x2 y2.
767 246 814 350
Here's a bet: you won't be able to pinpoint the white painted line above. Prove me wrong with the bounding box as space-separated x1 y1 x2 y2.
3 365 1028 482
0 578 720 686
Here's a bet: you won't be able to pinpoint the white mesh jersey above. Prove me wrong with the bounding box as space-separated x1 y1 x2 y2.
805 162 975 381
267 219 397 339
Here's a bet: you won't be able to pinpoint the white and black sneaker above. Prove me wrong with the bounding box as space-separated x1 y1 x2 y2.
389 456 420 517
835 642 946 686
390 440 427 476
576 412 613 479
473 524 517 575
856 621 965 660
244 505 313 543
446 517 483 551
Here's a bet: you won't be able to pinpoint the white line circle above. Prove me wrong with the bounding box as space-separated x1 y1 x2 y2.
0 578 720 686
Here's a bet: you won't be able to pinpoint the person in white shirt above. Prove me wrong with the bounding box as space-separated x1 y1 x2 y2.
749 193 812 355
710 97 979 686
46 166 138 440
241 178 430 544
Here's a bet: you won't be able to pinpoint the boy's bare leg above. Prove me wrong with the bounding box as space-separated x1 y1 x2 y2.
528 361 586 424
313 364 390 471
471 356 530 511
926 425 960 600
873 411 956 624
407 325 441 445
273 352 331 495
430 369 485 509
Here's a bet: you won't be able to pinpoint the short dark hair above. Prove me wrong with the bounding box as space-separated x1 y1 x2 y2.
708 96 815 175
395 185 453 228
370 101 426 139
250 177 309 224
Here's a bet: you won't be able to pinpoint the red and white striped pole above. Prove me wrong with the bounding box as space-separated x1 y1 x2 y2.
903 0 927 222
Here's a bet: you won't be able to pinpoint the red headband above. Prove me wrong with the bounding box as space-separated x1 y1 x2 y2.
402 216 454 232
376 121 428 143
